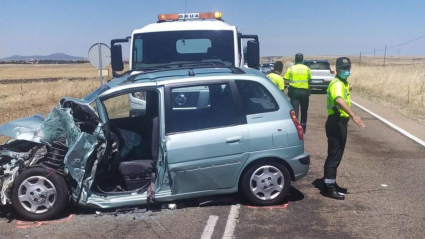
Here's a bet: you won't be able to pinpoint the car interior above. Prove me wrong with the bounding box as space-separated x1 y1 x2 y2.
93 90 159 194
170 84 235 133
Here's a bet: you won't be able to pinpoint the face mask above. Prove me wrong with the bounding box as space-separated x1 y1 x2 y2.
339 70 350 80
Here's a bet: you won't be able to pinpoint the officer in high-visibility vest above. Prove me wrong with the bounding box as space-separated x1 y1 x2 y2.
322 57 365 200
284 53 311 133
267 61 285 93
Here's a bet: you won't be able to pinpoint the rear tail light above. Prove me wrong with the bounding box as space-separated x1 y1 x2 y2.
329 66 335 74
290 110 304 140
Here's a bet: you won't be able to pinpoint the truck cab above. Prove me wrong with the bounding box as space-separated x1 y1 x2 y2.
110 12 260 75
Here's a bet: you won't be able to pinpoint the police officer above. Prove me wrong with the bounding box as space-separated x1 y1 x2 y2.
322 57 365 200
267 61 285 93
284 53 311 133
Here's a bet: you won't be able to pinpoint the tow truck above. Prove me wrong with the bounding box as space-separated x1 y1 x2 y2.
109 12 260 116
110 11 260 75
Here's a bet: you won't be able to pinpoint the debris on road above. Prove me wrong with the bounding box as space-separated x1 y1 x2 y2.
95 207 147 217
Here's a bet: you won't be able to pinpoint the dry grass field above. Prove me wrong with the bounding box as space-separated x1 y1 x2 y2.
0 79 100 124
350 64 425 123
0 60 423 130
0 63 100 80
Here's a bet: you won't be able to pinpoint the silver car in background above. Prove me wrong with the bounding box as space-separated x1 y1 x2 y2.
303 60 335 92
260 63 274 74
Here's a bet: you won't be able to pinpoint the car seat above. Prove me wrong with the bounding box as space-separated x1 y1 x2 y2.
117 116 159 191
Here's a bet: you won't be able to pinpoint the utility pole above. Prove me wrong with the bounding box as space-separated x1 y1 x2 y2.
359 52 362 66
373 48 375 61
383 45 387 68
397 50 400 61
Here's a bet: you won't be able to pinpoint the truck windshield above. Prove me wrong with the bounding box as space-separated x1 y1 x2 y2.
132 30 234 69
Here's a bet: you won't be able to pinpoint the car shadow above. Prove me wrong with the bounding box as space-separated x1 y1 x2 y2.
0 203 96 223
0 186 306 221
184 186 305 208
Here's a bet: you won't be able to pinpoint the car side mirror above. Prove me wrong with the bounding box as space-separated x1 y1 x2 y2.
247 40 260 69
111 44 124 72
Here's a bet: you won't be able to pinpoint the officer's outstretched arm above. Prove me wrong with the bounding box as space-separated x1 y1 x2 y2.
335 98 365 128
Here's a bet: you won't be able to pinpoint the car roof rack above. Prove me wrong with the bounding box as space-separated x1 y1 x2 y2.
125 62 245 83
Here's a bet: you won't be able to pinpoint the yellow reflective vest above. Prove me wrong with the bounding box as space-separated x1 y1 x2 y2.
327 77 351 118
266 72 285 90
284 64 311 89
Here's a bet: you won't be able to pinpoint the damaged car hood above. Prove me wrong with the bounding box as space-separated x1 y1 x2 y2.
0 114 45 143
0 95 100 144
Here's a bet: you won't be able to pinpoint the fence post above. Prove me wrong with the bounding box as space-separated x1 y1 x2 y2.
407 85 410 104
359 52 362 66
383 45 387 68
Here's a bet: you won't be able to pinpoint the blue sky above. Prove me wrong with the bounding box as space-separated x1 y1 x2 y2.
0 0 424 58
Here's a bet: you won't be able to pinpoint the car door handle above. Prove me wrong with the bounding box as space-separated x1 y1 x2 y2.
226 136 243 144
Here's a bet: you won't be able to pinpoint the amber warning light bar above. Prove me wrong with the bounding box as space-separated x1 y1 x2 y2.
158 12 222 21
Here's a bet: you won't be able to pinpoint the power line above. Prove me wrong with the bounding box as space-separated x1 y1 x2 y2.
360 34 425 54
386 35 425 50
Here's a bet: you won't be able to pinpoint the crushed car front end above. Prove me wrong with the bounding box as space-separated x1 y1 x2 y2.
0 95 107 219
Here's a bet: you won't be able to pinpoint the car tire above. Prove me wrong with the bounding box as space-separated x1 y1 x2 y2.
11 167 68 221
241 162 291 206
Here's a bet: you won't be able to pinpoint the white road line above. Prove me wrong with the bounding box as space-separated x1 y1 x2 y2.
351 100 425 147
201 215 219 239
222 204 241 239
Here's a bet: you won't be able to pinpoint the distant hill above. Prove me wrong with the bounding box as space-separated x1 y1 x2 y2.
1 53 86 61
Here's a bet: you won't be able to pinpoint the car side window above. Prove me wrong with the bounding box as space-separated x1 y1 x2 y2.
236 80 279 115
170 83 236 133
103 91 147 119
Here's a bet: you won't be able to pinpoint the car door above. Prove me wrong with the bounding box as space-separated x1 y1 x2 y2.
235 80 290 151
164 80 250 195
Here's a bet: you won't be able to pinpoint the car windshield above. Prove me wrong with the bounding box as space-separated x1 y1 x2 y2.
304 62 330 70
132 30 235 69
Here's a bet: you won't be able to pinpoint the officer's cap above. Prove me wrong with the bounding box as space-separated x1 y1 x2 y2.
336 57 351 70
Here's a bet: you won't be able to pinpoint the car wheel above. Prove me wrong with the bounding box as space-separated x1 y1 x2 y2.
11 167 68 221
241 162 291 206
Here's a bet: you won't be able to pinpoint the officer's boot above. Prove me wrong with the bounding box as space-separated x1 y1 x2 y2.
301 123 306 134
335 183 348 194
322 184 345 200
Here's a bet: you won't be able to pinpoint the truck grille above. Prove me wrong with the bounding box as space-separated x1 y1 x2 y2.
172 92 199 108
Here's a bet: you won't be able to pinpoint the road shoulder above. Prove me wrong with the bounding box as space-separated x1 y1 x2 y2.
351 92 425 141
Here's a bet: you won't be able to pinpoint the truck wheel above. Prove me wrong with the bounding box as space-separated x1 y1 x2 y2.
11 167 68 221
241 162 291 206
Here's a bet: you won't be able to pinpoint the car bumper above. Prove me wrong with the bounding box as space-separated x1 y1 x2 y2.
309 81 330 90
286 152 310 181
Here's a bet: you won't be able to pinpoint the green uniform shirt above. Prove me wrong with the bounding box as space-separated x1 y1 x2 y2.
327 77 351 118
266 72 285 90
283 64 311 89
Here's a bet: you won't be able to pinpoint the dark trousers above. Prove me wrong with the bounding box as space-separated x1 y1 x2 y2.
289 88 309 125
324 116 348 185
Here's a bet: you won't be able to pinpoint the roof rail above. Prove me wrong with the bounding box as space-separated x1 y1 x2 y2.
124 62 245 83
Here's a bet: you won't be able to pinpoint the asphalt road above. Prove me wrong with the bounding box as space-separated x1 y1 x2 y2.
1 94 424 239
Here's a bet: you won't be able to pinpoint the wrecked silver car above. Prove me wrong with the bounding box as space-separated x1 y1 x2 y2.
0 66 310 220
